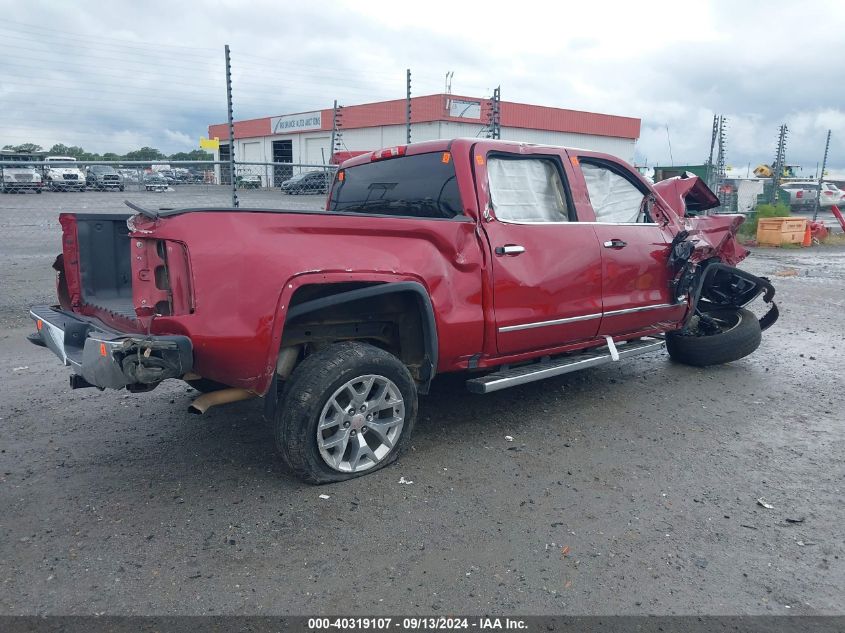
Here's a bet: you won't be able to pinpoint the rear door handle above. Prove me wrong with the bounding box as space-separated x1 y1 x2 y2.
495 244 526 256
603 239 627 249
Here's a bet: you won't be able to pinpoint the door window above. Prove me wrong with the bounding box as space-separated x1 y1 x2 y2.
581 162 650 223
487 157 570 223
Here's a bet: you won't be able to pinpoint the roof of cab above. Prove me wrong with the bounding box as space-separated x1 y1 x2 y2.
338 138 603 169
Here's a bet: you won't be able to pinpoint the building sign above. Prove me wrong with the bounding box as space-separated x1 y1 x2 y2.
271 111 322 134
448 99 481 119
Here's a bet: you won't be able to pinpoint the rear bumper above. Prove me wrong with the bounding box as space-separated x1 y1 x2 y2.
28 306 193 390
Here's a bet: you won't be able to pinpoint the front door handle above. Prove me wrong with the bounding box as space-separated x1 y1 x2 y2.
495 244 526 256
603 239 627 249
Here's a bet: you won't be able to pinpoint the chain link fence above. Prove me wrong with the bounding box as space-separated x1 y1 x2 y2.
0 160 337 196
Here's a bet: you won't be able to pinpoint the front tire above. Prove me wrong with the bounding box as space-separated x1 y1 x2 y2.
667 307 762 367
276 342 418 484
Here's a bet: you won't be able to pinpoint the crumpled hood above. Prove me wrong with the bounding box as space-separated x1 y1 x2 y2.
653 174 720 214
653 174 748 266
685 214 748 265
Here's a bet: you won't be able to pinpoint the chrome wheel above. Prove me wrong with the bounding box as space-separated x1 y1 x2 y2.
316 374 405 473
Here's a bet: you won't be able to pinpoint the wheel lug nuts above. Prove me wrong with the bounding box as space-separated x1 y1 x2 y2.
351 430 356 436
366 414 372 421
343 421 350 428
362 426 368 433
360 405 366 412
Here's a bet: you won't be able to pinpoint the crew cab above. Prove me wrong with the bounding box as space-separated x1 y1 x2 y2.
28 139 778 483
86 165 125 191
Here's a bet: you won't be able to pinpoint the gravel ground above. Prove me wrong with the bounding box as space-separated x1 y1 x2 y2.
1 190 843 615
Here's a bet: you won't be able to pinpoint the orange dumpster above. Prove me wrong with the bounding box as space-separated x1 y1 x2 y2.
757 217 808 246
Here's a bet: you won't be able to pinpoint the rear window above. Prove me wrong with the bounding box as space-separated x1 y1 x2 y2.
328 152 461 219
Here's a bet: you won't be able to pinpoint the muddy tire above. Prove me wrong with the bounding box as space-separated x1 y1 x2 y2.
667 307 762 367
185 378 227 393
275 341 417 484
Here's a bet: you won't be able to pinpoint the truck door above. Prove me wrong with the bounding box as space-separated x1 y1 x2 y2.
475 148 604 355
572 155 686 337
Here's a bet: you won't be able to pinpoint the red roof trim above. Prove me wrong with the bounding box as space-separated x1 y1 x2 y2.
209 94 640 141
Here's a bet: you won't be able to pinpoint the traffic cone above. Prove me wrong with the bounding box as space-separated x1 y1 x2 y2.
802 222 812 247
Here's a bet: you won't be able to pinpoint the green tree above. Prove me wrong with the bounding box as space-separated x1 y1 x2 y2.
48 144 88 158
124 147 165 161
169 149 213 161
3 143 44 153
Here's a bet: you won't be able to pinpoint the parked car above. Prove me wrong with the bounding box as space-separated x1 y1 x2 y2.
236 173 262 189
27 139 778 483
118 169 140 183
1 165 43 193
780 181 845 210
86 165 124 191
280 170 331 194
43 156 86 192
143 173 169 192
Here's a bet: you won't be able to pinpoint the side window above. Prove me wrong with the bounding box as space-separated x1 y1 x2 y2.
487 157 570 223
581 162 650 223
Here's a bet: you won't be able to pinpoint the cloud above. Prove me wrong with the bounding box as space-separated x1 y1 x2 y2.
0 0 842 174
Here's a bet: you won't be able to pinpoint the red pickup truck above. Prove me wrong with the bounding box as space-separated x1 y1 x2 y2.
29 138 778 483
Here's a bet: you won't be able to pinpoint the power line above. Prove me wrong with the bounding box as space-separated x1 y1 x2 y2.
0 19 219 52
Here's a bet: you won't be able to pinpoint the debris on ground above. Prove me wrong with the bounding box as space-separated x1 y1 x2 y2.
504 435 514 442
12 366 29 372
318 494 330 500
398 476 414 485
785 517 805 524
757 498 774 509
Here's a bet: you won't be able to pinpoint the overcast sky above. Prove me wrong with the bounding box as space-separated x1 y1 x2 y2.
2 0 843 177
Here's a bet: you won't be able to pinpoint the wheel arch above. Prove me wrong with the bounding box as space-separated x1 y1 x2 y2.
282 281 438 389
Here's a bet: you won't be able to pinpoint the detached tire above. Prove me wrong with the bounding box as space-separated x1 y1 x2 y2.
276 341 418 484
667 307 761 367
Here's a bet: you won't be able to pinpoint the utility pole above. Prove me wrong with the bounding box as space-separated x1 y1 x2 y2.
330 100 344 164
706 114 719 191
770 124 788 204
486 86 501 139
406 68 412 144
224 44 238 208
813 129 831 222
665 125 674 167
444 71 454 115
715 116 727 210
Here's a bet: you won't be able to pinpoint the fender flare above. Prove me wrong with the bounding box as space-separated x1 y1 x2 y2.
285 280 439 390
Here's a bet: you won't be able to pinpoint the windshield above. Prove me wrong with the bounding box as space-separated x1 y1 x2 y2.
328 151 462 219
91 166 116 174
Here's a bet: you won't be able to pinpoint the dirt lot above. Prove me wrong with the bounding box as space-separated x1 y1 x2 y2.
1 190 843 615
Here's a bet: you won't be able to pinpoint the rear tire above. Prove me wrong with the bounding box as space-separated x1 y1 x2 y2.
667 307 761 367
276 341 418 484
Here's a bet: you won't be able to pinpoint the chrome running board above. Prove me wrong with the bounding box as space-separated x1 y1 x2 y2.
465 337 665 394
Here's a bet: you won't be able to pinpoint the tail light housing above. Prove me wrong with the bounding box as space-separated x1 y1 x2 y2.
131 238 193 317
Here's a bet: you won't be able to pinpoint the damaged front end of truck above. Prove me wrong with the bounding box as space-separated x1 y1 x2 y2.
655 174 779 350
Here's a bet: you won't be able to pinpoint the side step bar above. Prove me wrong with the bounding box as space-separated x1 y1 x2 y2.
466 337 665 394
